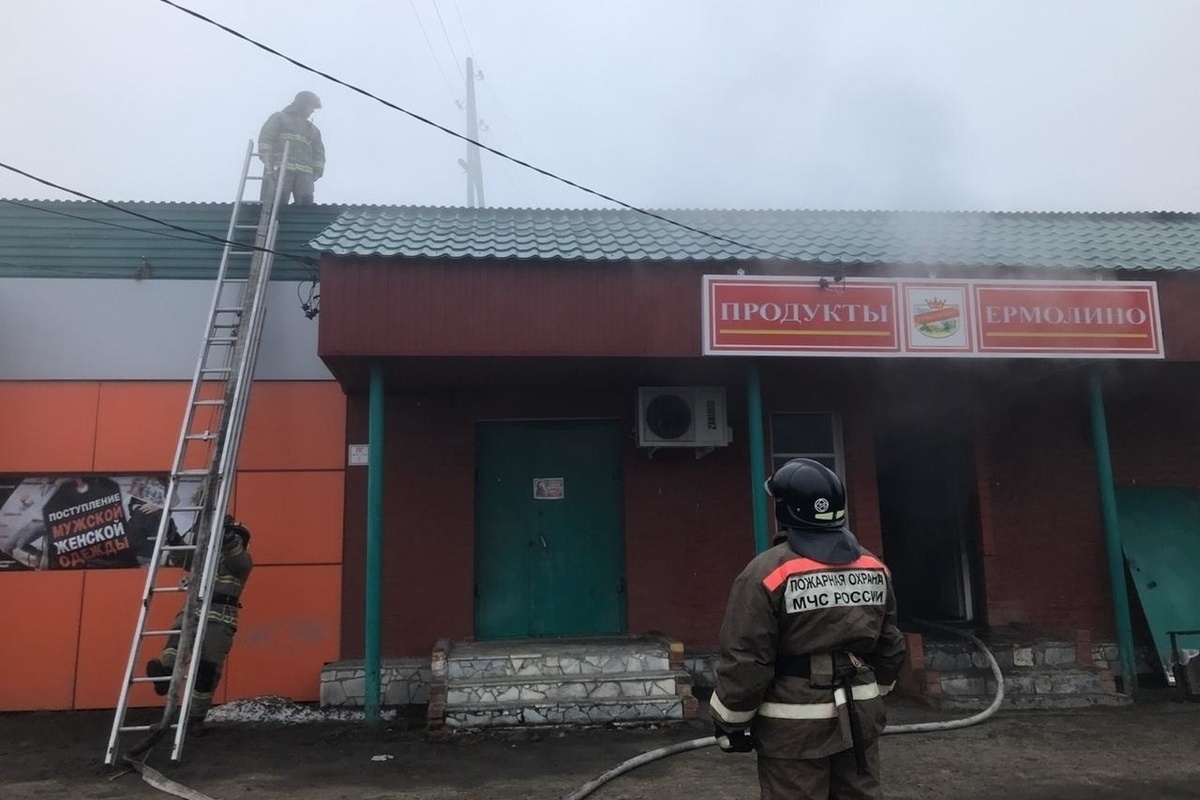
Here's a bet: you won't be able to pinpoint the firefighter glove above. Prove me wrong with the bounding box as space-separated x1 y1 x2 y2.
714 723 754 753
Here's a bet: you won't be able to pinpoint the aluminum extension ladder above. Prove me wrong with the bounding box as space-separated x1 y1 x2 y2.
104 140 291 765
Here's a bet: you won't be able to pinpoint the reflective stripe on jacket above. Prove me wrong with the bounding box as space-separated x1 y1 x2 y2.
258 106 325 177
711 540 906 760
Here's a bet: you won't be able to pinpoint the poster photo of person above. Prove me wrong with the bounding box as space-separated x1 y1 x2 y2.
0 475 200 572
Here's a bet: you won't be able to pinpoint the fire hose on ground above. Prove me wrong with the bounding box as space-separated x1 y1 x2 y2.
562 622 1005 800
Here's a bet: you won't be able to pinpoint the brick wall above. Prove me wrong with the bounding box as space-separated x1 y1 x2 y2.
978 363 1200 637
979 375 1112 633
1106 364 1200 487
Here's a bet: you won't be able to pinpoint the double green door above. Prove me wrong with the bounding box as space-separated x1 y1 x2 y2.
474 420 626 639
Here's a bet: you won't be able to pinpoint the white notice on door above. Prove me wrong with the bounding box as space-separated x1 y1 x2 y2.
533 478 565 500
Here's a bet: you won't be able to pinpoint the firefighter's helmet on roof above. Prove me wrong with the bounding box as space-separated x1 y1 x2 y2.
293 90 322 109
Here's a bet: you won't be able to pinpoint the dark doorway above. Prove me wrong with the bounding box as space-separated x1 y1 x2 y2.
875 410 982 623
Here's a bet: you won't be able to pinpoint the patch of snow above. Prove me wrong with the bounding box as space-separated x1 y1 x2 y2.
205 695 397 725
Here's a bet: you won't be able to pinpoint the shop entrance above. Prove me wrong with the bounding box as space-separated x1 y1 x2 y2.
875 411 982 623
474 420 626 639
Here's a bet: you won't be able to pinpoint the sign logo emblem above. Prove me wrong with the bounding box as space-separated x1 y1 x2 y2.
814 497 830 513
912 297 961 339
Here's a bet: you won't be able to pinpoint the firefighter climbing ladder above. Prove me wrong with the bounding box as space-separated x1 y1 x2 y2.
104 141 291 765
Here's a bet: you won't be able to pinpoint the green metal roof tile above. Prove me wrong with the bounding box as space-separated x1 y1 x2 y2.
0 200 345 280
6 202 1200 277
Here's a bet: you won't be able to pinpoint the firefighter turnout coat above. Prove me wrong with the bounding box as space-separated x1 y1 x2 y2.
258 105 325 179
710 539 906 760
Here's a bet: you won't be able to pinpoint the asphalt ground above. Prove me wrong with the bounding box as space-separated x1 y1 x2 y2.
4 694 1199 799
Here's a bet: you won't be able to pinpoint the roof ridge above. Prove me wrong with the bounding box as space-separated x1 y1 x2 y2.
6 199 1200 217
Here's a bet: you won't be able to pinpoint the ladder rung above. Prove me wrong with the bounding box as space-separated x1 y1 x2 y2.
200 367 232 375
140 630 183 638
172 505 205 512
151 585 186 593
220 278 250 284
173 469 212 477
234 223 260 230
161 545 196 552
193 399 226 406
205 338 235 346
214 306 244 314
184 433 214 441
131 677 171 687
119 722 181 733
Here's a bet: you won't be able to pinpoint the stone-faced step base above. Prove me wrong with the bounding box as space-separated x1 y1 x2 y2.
447 670 684 705
444 696 685 729
320 658 431 708
430 636 696 731
972 667 1116 696
906 634 1137 710
937 692 1133 711
446 638 672 681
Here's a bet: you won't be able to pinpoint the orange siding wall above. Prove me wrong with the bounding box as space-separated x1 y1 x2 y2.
0 381 345 712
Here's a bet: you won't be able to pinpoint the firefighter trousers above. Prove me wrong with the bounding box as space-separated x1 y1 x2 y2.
158 613 236 722
261 167 315 206
757 741 881 800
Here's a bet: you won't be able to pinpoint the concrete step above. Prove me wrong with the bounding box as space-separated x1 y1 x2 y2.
444 695 685 729
446 669 683 705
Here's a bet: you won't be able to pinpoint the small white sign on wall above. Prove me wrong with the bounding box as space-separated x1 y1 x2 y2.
533 478 565 500
348 444 370 466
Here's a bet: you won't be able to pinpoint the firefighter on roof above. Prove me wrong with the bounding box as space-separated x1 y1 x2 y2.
258 90 325 206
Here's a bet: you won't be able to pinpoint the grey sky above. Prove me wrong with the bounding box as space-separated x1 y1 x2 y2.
2 0 1198 212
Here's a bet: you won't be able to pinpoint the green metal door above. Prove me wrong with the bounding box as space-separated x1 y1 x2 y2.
1117 488 1200 680
475 420 625 639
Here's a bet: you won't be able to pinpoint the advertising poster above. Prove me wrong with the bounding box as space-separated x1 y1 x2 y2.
0 475 200 572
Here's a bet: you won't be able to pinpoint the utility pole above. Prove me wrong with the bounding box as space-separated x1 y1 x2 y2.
465 57 485 207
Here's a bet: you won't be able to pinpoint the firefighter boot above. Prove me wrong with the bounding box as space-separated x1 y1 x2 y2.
145 659 171 697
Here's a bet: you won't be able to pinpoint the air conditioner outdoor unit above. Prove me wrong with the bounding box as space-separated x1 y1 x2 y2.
637 387 731 448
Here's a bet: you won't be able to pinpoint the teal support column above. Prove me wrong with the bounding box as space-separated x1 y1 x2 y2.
365 361 385 725
747 361 770 553
1088 367 1138 696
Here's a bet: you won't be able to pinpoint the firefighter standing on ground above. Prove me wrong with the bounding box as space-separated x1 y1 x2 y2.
258 90 325 206
146 515 253 733
710 458 906 800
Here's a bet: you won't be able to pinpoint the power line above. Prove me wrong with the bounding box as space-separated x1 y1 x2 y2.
446 2 537 201
0 162 318 277
2 198 231 248
0 255 103 279
154 0 804 264
430 0 466 83
407 0 460 104
450 0 478 59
